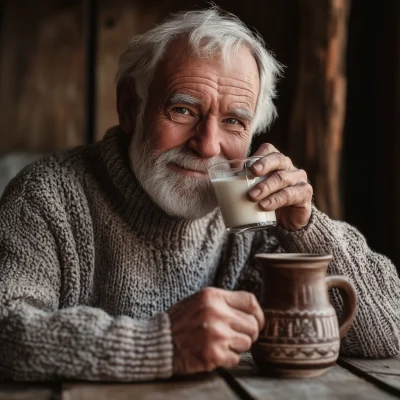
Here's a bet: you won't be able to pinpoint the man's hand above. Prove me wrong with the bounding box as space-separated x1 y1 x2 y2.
248 143 313 231
167 287 264 375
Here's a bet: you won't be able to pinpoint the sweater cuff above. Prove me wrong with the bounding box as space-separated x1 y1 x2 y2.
102 312 173 381
274 205 335 254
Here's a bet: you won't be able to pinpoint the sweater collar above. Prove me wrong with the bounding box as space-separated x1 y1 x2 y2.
96 126 226 244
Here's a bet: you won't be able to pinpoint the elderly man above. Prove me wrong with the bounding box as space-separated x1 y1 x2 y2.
0 8 399 382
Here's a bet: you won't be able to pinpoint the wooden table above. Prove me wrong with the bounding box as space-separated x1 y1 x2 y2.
1 356 399 400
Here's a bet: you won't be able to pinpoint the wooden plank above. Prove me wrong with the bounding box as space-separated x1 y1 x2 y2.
0 0 85 151
0 384 56 400
287 0 350 219
224 362 399 399
95 0 162 141
340 357 400 375
370 375 400 391
62 371 239 400
339 357 400 394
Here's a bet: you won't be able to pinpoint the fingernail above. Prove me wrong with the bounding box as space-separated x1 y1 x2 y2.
252 163 262 171
249 188 261 198
261 199 271 208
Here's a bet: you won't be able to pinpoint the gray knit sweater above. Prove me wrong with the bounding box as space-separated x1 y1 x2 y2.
0 127 399 381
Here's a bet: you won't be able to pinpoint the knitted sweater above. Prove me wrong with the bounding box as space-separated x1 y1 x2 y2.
0 127 399 382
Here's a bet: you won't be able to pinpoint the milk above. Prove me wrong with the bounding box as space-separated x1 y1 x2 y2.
211 175 276 231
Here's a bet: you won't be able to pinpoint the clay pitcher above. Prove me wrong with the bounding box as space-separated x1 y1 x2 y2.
251 254 357 378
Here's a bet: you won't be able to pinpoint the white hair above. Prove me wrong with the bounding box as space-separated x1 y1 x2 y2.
116 6 283 135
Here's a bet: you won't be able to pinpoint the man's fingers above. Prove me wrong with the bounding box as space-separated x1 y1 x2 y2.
228 331 253 353
258 182 313 211
251 143 279 157
218 351 241 369
169 288 262 375
248 169 308 201
224 291 265 330
251 152 293 176
229 308 261 342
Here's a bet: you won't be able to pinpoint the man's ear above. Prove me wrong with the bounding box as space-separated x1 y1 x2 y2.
116 80 138 134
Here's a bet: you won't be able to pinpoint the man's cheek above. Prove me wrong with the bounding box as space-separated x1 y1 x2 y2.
152 125 191 153
220 141 250 160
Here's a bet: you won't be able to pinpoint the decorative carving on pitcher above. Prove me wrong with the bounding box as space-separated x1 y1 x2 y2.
261 309 340 344
256 343 340 362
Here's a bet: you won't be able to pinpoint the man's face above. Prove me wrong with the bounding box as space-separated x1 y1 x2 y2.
129 42 260 219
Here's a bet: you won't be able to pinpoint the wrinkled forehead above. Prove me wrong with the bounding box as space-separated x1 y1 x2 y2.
151 38 260 92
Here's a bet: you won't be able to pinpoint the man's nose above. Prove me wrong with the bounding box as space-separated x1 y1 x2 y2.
187 118 221 158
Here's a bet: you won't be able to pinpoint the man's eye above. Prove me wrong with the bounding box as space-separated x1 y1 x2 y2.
225 118 242 125
173 107 191 115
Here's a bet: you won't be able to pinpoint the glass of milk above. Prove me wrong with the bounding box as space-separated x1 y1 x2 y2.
208 157 277 233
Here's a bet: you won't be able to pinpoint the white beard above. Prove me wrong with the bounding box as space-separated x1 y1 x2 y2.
128 130 227 220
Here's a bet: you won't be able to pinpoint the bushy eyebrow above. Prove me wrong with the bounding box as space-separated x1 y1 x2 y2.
228 108 254 123
167 93 202 106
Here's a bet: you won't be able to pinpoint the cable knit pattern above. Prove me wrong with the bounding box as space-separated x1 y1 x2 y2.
0 126 399 382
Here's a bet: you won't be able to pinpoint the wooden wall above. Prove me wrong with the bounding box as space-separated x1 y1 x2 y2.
0 0 85 150
1 0 399 267
0 0 300 151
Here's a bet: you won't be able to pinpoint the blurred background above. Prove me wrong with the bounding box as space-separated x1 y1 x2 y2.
0 0 399 270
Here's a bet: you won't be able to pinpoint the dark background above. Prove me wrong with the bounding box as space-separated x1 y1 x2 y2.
343 0 399 268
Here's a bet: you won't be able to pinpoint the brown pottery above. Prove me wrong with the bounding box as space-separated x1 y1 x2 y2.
251 254 357 378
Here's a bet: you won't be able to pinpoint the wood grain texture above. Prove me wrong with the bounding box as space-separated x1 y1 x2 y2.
95 0 162 141
0 384 56 400
226 362 399 400
288 0 350 219
0 0 85 151
62 372 239 400
340 357 400 375
339 357 400 394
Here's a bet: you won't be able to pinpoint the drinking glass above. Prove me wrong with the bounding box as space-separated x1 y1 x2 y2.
208 157 277 233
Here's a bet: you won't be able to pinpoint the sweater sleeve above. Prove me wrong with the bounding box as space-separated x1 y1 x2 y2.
274 205 400 358
0 185 173 381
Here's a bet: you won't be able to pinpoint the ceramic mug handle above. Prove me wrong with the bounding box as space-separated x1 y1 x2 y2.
325 276 358 339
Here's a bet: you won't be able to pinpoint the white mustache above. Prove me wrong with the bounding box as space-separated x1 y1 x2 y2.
154 148 227 173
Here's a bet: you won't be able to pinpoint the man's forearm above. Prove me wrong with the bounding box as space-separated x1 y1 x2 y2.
274 206 400 358
0 293 173 381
